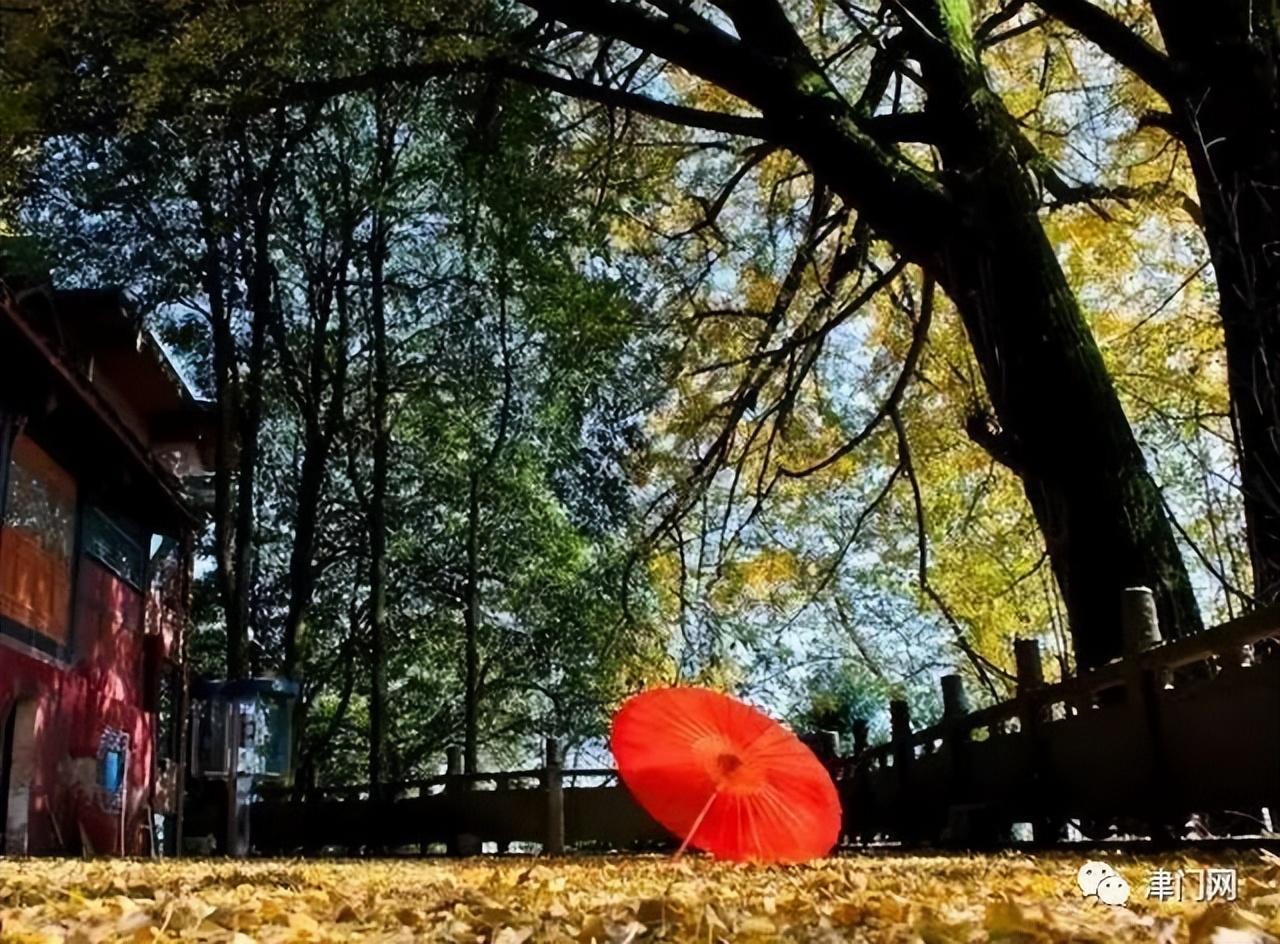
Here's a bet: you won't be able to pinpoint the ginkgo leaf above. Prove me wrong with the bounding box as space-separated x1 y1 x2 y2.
2 854 1278 942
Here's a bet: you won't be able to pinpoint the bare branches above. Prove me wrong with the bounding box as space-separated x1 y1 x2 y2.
780 267 931 479
833 596 891 682
892 406 1012 698
974 0 1029 43
812 461 905 600
1112 259 1211 340
1004 115 1194 220
1158 492 1256 612
668 143 778 239
693 257 908 377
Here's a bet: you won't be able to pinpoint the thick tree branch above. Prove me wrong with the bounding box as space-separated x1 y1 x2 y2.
862 111 936 143
979 14 1050 47
519 0 957 258
502 63 770 137
273 58 770 138
223 2 954 262
965 408 1026 474
521 0 772 103
974 0 1028 41
1030 0 1178 101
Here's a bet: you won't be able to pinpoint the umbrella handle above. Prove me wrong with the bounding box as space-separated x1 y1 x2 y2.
674 788 721 861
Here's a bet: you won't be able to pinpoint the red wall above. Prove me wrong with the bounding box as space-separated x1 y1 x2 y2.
1 559 155 855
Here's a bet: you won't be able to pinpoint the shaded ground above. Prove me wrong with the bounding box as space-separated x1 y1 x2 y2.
1 851 1279 942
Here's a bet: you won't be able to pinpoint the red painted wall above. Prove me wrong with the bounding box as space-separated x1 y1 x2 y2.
1 560 157 855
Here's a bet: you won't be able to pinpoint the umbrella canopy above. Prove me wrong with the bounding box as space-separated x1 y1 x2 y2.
611 686 841 862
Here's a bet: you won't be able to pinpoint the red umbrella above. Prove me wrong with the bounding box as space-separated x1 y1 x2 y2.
610 686 841 862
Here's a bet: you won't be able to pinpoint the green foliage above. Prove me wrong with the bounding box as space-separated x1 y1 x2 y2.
4 0 1254 766
18 58 673 777
791 661 890 741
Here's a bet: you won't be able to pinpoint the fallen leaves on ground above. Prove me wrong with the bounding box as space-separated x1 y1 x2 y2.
0 851 1278 942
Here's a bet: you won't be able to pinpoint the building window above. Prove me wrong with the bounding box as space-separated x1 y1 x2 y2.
82 507 146 590
0 435 76 646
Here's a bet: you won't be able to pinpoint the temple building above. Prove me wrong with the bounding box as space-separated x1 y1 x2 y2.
0 265 209 854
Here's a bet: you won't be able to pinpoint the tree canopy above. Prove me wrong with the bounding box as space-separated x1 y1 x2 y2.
0 0 1264 775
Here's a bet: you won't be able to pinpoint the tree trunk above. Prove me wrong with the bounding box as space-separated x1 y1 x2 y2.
521 0 1204 670
463 468 481 775
903 0 1203 667
281 219 353 677
295 578 362 800
195 180 247 680
367 211 391 794
228 200 272 677
1149 0 1280 604
367 96 397 796
282 425 327 674
905 1 1200 667
934 206 1203 668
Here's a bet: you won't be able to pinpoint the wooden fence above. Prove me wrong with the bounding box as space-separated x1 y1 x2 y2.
242 740 671 855
841 589 1280 844
230 590 1280 854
